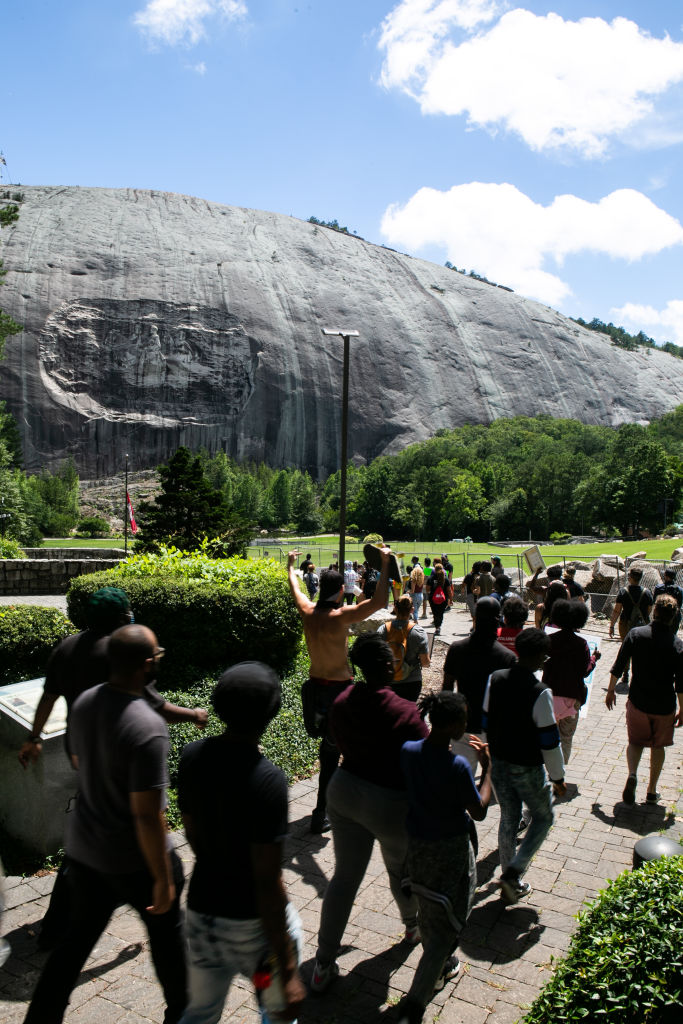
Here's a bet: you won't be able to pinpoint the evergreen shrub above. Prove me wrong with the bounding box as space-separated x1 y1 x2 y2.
66 549 302 687
0 606 76 685
524 856 683 1023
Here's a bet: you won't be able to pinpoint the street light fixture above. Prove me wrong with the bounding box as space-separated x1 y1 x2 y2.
322 329 360 569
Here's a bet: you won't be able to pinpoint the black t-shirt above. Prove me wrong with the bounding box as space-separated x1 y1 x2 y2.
178 737 288 918
444 636 516 732
44 630 110 708
616 585 653 623
611 623 683 715
564 578 585 599
653 583 683 609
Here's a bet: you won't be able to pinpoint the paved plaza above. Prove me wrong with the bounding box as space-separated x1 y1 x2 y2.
1 602 682 1023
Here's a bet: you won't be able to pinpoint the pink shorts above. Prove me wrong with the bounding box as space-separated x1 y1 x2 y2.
625 699 675 748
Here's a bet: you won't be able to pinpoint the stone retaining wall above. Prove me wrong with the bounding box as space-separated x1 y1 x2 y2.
0 557 124 595
22 547 126 560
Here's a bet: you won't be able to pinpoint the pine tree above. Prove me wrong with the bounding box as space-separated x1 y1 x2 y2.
136 446 254 553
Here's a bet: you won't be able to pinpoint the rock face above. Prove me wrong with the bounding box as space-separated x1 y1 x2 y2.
2 186 683 477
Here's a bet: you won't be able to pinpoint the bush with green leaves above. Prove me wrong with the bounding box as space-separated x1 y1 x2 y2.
524 855 683 1023
161 644 318 828
0 606 76 685
76 515 110 538
0 537 26 558
67 548 302 687
363 533 383 544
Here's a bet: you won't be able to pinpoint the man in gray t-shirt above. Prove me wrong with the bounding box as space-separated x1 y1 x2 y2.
24 625 187 1024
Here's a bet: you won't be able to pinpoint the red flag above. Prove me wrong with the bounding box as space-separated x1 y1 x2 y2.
126 491 138 534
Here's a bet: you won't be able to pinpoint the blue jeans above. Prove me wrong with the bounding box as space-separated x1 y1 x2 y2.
491 760 554 878
179 903 302 1024
411 593 423 622
316 769 418 964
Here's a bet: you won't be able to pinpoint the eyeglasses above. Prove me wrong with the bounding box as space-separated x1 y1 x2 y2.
154 648 165 659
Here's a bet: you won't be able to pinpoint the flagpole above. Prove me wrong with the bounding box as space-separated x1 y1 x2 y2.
124 454 129 556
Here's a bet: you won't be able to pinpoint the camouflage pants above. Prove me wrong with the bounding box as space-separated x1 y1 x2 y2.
404 833 477 1010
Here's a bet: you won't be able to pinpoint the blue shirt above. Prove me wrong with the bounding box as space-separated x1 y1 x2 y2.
401 738 480 840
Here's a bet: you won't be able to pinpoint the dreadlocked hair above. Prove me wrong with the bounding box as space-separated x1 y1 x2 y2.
417 690 468 727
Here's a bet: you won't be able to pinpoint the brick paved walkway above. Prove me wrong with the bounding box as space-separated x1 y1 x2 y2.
2 604 681 1023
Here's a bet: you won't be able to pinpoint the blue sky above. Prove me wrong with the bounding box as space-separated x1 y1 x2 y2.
4 1 683 343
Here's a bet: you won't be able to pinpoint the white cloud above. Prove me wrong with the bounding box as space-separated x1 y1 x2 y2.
188 61 207 74
612 301 683 344
381 183 683 306
378 3 683 155
134 0 247 47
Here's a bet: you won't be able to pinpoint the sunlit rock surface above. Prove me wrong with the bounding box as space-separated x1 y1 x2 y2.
2 186 682 476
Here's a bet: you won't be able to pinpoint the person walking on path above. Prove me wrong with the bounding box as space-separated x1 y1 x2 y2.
606 594 683 806
303 563 319 600
397 691 492 1024
443 597 516 777
18 587 207 953
653 567 683 634
542 600 600 765
288 549 390 833
311 634 428 994
482 628 566 904
496 596 529 655
461 561 481 623
409 556 425 623
177 662 305 1024
23 625 187 1024
441 554 454 610
377 594 430 703
427 560 448 635
608 567 653 687
342 560 358 605
420 558 433 619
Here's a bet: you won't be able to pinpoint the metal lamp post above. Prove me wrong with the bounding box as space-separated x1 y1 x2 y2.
322 329 359 569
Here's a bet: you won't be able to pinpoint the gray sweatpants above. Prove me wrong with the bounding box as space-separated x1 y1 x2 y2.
315 768 418 964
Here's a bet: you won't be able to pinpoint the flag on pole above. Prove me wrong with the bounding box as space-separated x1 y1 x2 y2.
126 491 138 534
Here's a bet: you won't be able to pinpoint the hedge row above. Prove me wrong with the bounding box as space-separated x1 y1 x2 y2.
0 606 76 686
67 557 302 687
524 855 683 1023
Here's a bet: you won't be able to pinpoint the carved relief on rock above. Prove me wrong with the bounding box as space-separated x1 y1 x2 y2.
39 298 260 419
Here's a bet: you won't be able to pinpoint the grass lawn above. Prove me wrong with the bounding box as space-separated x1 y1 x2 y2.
249 535 682 575
39 535 682 574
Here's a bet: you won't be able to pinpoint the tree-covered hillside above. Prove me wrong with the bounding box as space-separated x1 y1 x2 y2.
319 411 683 542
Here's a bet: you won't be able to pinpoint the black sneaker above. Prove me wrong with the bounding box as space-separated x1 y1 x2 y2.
622 774 637 805
433 955 461 992
500 876 532 904
310 811 331 834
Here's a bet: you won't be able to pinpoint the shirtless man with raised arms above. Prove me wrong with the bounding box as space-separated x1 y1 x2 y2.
288 548 390 832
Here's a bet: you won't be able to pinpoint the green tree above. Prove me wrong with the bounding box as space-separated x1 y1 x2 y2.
27 458 79 536
290 470 321 533
267 470 291 528
136 447 254 553
442 470 487 537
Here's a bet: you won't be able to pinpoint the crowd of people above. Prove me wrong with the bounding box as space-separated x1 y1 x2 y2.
10 549 683 1024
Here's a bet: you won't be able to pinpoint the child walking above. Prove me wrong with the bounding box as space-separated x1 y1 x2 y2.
542 599 600 764
398 691 491 1024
